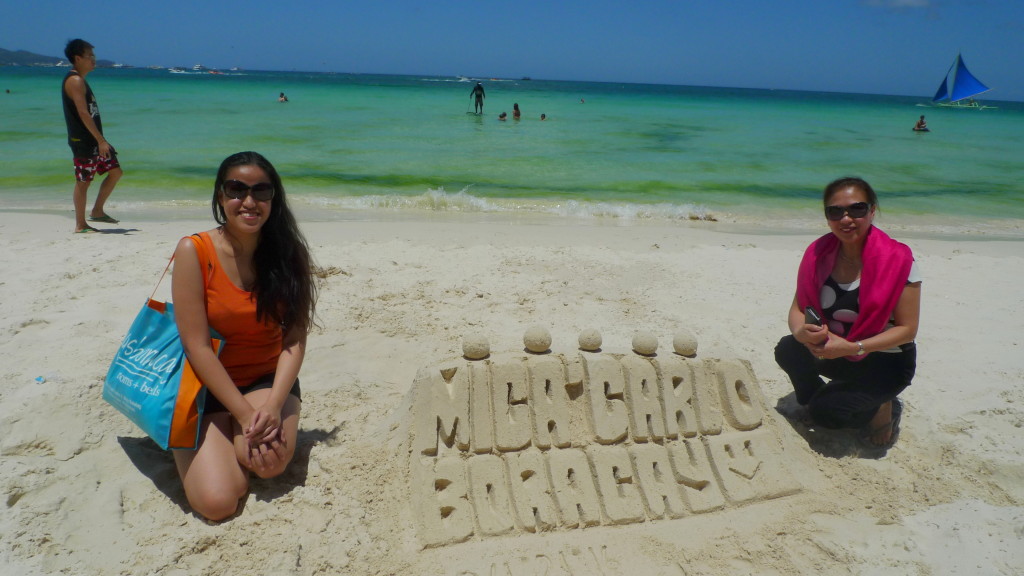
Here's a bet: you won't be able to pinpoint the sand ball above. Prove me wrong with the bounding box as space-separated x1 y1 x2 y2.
462 333 490 360
632 331 659 356
578 328 602 351
523 325 552 354
673 330 698 357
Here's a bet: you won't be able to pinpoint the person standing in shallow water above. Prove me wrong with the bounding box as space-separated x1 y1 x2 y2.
775 177 921 452
62 39 122 233
470 82 485 114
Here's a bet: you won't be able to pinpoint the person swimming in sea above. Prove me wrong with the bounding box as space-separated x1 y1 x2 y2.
913 115 928 132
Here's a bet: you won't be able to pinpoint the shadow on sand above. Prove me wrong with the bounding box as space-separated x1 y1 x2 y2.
116 425 341 517
774 393 892 460
82 227 142 235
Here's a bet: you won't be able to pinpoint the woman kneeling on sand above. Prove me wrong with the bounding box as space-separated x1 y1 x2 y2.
171 151 317 520
775 177 921 452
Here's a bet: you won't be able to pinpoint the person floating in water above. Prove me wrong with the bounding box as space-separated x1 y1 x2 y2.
470 82 485 114
498 112 507 121
512 103 521 120
278 92 289 102
540 113 546 121
913 115 928 132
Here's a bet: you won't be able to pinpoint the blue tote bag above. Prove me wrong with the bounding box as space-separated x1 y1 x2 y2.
104 253 222 450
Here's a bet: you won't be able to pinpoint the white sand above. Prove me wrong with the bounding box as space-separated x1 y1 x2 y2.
1 211 1022 575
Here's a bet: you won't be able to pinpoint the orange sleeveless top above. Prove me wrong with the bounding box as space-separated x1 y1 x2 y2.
190 232 282 387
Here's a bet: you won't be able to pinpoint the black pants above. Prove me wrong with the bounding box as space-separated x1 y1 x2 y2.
774 335 915 430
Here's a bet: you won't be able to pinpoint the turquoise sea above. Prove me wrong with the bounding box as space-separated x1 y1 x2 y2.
2 67 1022 237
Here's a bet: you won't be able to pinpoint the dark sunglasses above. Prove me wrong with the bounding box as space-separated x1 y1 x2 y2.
222 179 275 202
825 201 870 221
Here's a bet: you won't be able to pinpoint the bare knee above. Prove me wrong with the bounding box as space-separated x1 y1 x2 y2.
251 467 283 480
249 452 294 479
187 482 247 522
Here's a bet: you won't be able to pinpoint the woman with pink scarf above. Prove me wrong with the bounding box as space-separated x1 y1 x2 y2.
775 177 921 451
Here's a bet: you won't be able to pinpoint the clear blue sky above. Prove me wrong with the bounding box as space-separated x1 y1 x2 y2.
5 0 1022 101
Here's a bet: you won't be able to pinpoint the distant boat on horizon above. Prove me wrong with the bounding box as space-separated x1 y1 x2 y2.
931 53 995 109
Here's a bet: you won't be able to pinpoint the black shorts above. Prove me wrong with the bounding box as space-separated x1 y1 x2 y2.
204 373 302 414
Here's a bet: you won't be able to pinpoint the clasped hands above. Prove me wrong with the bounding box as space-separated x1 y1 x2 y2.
797 323 857 360
242 403 287 472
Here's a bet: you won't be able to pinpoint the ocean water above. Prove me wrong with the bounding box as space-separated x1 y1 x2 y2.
2 67 1022 237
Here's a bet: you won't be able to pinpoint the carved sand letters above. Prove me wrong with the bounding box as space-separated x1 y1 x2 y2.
409 348 798 548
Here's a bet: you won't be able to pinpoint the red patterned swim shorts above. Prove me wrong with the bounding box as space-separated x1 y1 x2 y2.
74 153 120 183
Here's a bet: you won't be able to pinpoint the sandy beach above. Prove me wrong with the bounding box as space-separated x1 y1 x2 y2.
1 210 1022 575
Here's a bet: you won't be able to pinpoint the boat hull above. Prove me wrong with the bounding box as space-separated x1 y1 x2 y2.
934 101 997 110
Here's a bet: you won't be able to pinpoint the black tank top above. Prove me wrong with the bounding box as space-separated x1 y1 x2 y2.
62 71 102 157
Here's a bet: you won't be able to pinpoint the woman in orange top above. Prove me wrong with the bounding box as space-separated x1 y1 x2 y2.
172 151 317 521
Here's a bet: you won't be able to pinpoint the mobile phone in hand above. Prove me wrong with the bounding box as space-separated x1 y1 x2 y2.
804 306 823 326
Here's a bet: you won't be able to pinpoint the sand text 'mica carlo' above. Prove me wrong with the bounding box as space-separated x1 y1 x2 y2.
405 328 802 548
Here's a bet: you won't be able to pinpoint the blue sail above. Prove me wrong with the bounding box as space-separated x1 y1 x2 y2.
932 53 990 103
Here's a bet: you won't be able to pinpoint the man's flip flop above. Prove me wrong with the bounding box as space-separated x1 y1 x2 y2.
858 398 903 450
75 227 101 234
88 214 119 224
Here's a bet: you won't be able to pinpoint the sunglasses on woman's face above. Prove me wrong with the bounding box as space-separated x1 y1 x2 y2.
222 179 275 202
825 201 870 221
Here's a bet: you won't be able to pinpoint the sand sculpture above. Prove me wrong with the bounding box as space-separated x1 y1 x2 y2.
405 328 801 549
462 332 491 360
523 325 552 353
577 328 602 352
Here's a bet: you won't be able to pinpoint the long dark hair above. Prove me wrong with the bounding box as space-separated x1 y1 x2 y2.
212 151 318 333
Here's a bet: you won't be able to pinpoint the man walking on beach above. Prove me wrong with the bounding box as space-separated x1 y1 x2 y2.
62 39 122 233
470 82 486 114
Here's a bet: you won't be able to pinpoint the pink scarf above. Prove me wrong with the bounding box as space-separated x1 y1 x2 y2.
796 226 913 360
